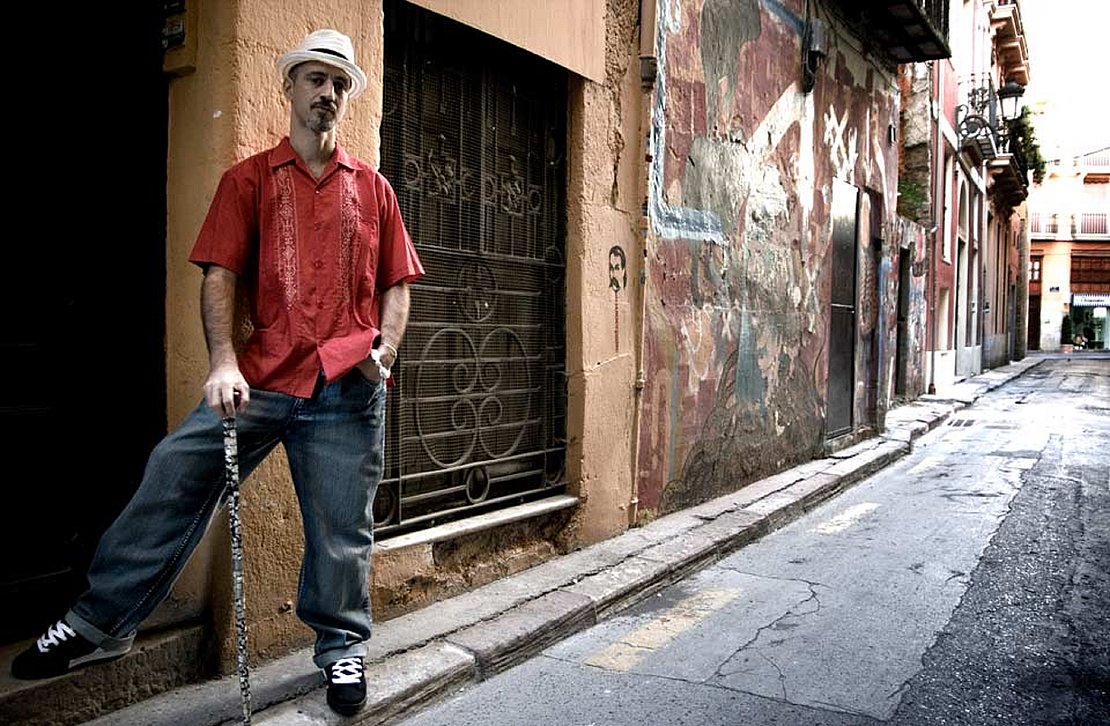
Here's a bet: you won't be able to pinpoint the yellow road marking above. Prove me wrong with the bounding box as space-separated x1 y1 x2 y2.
810 502 880 534
585 588 743 672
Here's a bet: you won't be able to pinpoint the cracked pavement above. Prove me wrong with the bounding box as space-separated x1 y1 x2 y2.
394 358 1108 726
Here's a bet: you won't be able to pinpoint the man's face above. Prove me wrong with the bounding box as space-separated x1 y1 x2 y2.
285 61 352 133
609 250 626 291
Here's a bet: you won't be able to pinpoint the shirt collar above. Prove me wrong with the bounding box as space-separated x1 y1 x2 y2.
268 137 355 171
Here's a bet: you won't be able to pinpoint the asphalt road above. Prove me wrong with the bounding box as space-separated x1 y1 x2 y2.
394 357 1109 726
888 357 1109 725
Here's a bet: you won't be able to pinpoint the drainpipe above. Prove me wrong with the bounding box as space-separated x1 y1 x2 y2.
927 60 939 395
629 0 657 529
1014 204 1029 360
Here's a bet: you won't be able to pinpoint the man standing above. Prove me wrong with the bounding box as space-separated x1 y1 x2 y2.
11 29 423 718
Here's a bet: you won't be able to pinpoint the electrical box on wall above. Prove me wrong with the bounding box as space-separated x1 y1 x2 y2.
163 0 196 76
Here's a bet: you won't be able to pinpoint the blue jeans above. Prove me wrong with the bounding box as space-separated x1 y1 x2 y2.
67 370 386 668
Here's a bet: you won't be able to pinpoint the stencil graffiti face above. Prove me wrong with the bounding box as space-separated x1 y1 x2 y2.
609 246 627 292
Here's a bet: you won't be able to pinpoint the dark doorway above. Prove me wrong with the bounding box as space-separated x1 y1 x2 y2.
827 181 859 438
1007 285 1017 360
895 247 911 397
0 7 168 643
864 191 883 427
1027 295 1041 350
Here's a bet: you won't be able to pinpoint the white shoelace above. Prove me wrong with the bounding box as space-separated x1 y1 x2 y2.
37 620 77 653
329 657 364 684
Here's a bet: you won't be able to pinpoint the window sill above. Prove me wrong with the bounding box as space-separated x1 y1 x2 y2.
375 495 579 553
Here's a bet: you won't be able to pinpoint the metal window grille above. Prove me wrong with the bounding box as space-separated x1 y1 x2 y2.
375 2 568 538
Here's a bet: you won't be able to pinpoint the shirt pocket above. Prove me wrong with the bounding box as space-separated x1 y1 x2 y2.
254 243 287 330
351 216 380 328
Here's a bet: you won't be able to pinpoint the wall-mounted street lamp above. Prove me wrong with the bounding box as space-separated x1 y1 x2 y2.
957 77 1026 162
997 79 1026 121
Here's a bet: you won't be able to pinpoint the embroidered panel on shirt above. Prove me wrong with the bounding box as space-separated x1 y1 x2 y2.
339 172 361 306
274 167 299 310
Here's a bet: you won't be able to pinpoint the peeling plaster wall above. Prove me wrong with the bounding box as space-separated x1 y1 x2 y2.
895 218 930 398
638 0 902 517
898 64 933 224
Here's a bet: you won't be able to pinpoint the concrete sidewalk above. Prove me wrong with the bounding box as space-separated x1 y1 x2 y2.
79 357 1044 726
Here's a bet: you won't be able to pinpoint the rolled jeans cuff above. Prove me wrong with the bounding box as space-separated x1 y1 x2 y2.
313 642 369 670
66 609 136 651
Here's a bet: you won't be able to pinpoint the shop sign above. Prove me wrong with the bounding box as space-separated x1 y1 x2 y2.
1073 293 1110 306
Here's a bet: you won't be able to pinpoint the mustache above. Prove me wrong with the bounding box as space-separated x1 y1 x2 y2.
312 101 337 112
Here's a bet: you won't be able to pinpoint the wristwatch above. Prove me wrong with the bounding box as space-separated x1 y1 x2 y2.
369 348 392 380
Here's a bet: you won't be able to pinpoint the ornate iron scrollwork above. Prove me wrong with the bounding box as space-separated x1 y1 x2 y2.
378 1 567 536
956 82 1006 160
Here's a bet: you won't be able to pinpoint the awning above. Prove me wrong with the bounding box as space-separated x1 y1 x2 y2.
1073 293 1110 306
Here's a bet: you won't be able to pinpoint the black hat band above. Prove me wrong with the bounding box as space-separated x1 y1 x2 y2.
310 47 349 62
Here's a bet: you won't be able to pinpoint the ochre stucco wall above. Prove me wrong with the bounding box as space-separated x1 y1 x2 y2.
563 0 645 545
406 0 607 82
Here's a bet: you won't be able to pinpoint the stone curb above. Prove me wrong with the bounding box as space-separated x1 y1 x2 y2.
75 358 1044 726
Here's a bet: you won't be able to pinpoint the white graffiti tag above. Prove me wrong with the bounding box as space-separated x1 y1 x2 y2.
823 106 858 183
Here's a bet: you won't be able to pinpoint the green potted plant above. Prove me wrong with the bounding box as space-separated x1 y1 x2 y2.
1061 314 1074 352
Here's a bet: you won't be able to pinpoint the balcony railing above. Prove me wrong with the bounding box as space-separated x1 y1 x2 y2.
1080 147 1110 174
957 80 1004 162
956 78 1029 207
1030 212 1059 236
991 0 1029 85
1045 147 1110 176
833 1 951 62
1077 212 1109 238
1030 212 1108 239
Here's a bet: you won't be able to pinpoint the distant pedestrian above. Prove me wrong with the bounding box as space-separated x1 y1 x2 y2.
10 28 424 718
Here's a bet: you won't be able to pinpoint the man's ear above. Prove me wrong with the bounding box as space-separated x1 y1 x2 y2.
282 75 294 99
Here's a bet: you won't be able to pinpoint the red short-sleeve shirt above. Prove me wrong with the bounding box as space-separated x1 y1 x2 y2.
189 138 424 397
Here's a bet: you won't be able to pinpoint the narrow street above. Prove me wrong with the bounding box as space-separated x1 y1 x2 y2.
393 356 1109 726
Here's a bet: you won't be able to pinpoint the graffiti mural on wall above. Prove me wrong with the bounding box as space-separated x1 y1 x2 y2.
637 0 901 516
824 105 859 184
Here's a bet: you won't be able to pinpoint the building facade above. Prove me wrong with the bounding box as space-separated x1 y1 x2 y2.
899 0 1031 392
1027 147 1110 350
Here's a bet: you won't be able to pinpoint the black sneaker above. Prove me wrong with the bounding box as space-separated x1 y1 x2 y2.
325 656 367 716
11 619 132 680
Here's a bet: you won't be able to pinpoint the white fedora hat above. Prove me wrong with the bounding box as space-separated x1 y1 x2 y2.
276 29 368 99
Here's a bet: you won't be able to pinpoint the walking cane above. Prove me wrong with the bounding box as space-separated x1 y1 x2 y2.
223 407 252 725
